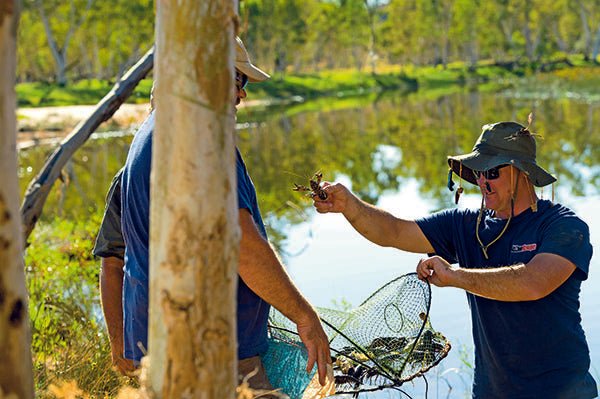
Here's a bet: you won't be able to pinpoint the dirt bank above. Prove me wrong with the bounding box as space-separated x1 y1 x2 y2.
16 103 151 149
16 99 267 150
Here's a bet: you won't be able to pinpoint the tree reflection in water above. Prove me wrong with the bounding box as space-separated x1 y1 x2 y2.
18 91 600 251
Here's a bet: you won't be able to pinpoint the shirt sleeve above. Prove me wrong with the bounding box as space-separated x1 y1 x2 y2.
415 208 460 264
92 169 125 259
538 214 593 280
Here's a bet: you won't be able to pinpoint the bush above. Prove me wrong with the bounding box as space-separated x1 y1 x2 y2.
25 216 130 397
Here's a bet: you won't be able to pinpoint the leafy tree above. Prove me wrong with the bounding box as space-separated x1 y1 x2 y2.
27 0 95 85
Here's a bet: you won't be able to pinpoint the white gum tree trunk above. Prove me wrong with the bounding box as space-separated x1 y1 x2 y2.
0 1 35 398
146 1 239 397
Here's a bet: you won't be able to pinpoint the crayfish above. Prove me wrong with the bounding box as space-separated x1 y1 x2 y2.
293 171 328 200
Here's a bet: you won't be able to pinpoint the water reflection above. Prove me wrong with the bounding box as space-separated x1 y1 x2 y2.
18 90 600 243
237 91 600 250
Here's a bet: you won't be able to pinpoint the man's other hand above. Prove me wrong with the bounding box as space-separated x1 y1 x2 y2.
296 312 332 386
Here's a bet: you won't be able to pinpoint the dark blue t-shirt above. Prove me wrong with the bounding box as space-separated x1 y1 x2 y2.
121 112 270 361
416 200 597 399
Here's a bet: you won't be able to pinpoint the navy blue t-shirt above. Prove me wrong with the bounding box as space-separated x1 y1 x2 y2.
121 111 270 361
416 200 597 399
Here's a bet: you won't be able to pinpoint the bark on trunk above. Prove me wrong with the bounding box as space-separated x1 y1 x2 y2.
20 46 153 243
146 1 239 397
0 2 35 397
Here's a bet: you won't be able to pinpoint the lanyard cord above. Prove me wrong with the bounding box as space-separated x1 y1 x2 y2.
475 197 512 259
475 168 519 259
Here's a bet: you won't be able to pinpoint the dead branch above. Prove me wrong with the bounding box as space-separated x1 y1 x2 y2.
20 46 154 243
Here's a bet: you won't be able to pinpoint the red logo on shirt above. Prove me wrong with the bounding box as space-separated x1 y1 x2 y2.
511 243 537 253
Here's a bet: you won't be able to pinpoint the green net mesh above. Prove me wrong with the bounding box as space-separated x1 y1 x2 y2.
264 272 451 397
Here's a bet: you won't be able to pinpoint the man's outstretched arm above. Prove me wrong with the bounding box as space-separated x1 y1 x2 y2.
313 182 434 253
237 209 331 385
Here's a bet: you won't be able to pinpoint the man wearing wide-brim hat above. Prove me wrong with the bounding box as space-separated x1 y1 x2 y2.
313 120 597 398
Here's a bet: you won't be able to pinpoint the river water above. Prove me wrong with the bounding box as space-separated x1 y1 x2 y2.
19 88 600 398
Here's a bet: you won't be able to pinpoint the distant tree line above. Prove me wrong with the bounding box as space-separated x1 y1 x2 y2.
17 0 600 84
18 0 154 84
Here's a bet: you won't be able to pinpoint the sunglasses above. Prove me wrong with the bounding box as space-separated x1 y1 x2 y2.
235 72 248 91
473 164 509 180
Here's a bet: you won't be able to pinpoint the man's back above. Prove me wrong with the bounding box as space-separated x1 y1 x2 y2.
121 112 154 361
120 111 271 362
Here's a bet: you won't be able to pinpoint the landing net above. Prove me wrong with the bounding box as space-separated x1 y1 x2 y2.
263 272 451 397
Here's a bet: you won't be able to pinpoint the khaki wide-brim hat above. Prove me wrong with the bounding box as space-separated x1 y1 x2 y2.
235 36 270 82
448 121 556 187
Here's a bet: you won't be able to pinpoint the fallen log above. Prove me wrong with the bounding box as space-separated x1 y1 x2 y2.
20 46 154 243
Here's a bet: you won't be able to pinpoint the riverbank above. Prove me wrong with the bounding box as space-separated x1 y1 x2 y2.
16 99 271 149
16 59 600 149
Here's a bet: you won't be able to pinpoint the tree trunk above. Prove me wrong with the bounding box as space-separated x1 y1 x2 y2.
0 2 35 398
552 21 568 53
35 0 94 85
363 0 377 74
36 0 67 85
576 0 592 60
592 24 600 62
522 0 536 62
146 1 239 398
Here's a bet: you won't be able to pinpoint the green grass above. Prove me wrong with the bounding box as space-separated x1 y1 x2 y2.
16 57 600 108
17 79 154 107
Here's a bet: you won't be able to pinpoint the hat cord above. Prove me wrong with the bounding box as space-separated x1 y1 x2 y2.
455 162 464 204
524 176 538 212
475 198 513 259
475 168 519 259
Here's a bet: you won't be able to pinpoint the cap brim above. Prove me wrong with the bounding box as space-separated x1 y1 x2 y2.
448 152 509 185
236 61 270 82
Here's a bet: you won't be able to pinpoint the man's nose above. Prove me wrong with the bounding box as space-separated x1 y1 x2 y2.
238 87 247 99
475 173 487 187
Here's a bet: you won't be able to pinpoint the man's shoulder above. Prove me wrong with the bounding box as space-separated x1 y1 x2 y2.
128 112 155 151
417 206 479 228
538 200 588 228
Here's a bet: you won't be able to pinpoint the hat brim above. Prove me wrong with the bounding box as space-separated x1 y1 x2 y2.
448 152 556 187
235 61 270 82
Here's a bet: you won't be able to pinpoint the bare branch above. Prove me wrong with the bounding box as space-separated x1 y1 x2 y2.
20 46 154 243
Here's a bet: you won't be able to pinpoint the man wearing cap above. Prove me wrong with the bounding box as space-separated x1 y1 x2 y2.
94 36 331 395
312 121 596 398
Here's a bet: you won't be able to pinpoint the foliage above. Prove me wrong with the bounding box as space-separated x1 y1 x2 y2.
18 0 154 84
16 0 600 85
25 216 128 397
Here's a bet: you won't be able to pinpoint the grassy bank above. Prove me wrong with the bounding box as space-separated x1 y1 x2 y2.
17 56 600 108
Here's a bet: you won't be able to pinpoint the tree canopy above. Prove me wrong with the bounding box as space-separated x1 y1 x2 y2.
16 0 600 84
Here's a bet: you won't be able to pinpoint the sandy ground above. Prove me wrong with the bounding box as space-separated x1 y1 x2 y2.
16 99 267 150
16 103 152 149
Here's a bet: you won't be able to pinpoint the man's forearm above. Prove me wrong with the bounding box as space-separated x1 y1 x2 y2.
447 253 576 301
452 264 535 301
343 195 432 253
100 257 126 351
